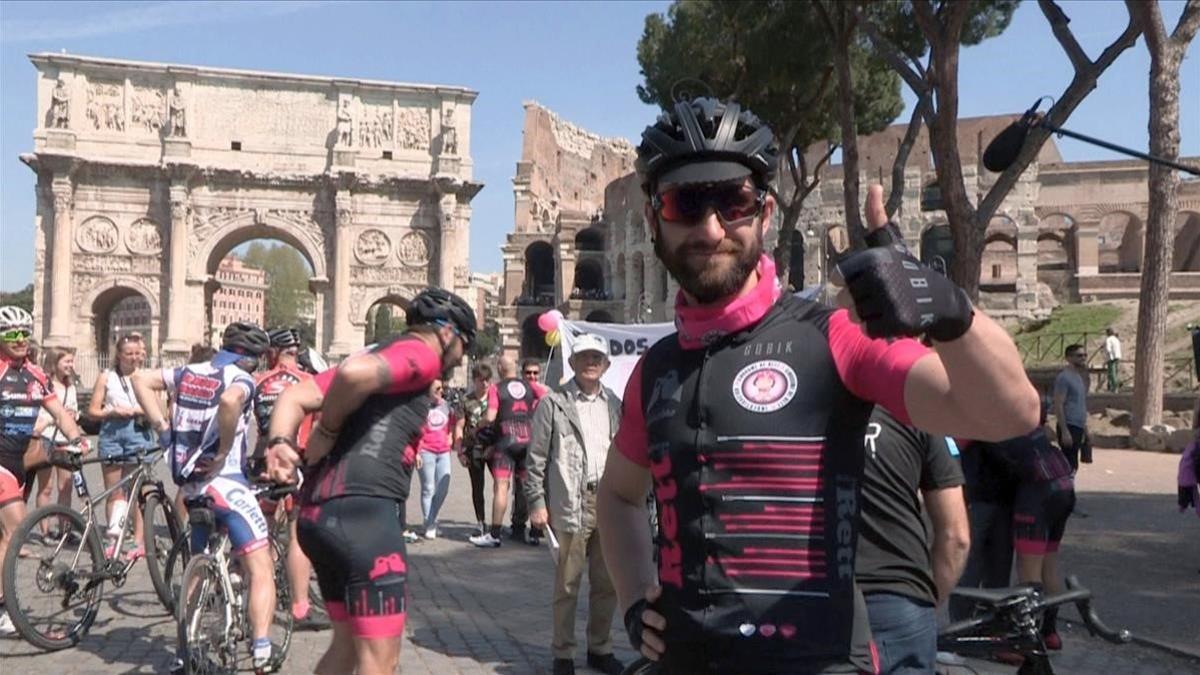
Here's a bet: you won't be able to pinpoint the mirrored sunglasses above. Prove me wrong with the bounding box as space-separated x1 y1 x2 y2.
652 182 765 225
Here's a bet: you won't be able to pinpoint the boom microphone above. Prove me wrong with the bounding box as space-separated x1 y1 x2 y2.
983 96 1200 176
982 99 1045 173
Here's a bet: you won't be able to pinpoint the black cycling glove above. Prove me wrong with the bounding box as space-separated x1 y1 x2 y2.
624 598 651 652
836 221 974 342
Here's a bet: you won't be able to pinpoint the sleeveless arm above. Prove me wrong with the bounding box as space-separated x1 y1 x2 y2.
612 357 650 468
827 309 927 425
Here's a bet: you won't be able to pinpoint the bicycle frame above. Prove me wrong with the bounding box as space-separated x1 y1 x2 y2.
69 450 164 574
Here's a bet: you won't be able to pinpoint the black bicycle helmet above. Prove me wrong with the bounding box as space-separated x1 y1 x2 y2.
636 97 779 191
221 322 269 357
406 288 477 348
268 327 302 350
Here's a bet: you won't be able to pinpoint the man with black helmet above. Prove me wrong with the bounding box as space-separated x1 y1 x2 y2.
132 321 277 672
252 327 327 631
263 287 475 675
597 98 1040 674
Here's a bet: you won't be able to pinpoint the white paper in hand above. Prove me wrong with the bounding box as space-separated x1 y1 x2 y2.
545 526 561 565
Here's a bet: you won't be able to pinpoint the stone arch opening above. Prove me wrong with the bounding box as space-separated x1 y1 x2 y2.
981 216 1018 285
658 263 670 304
787 233 805 290
573 257 605 297
523 241 556 305
205 237 318 347
920 224 954 276
1174 211 1200 272
825 225 850 271
630 252 647 320
365 296 408 346
574 227 605 252
91 285 155 358
585 310 615 323
521 313 550 360
1098 211 1143 273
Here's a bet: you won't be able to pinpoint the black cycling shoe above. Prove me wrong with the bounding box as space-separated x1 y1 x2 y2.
294 609 331 632
553 657 575 675
509 526 527 542
586 652 625 675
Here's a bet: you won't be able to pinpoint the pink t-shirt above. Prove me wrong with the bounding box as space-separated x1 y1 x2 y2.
416 400 454 454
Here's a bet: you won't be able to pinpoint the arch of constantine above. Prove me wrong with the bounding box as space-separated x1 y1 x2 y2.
23 53 480 363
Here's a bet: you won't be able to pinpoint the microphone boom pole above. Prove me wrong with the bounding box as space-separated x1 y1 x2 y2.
1036 120 1200 176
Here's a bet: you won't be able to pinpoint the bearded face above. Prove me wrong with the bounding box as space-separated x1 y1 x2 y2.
654 221 763 304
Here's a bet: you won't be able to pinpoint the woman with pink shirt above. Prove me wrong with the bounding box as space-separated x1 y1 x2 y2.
415 379 455 539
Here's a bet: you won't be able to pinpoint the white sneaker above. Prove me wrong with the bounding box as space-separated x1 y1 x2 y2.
403 530 420 544
468 532 501 548
0 610 16 636
423 527 438 540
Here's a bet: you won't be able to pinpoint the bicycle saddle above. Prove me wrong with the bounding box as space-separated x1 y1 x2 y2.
952 585 1037 607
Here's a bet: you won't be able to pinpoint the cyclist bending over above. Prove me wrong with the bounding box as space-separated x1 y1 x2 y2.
597 98 1040 674
252 327 326 631
264 288 475 675
131 322 276 671
0 306 88 636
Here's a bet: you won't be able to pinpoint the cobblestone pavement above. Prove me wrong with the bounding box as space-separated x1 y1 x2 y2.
2 447 1198 673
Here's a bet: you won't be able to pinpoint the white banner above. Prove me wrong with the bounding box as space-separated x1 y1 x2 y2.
555 319 675 399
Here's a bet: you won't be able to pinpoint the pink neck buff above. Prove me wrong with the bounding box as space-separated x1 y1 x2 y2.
673 254 782 350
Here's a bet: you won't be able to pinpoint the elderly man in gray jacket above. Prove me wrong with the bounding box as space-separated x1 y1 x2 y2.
527 333 625 675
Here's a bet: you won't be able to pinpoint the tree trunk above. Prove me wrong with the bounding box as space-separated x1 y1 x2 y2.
831 13 866 250
1130 0 1200 430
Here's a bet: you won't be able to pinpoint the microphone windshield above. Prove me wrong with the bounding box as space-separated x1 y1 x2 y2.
983 121 1030 173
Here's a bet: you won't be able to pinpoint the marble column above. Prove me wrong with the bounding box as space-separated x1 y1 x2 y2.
1075 220 1100 276
438 193 457 290
327 191 356 358
161 183 192 356
45 175 74 348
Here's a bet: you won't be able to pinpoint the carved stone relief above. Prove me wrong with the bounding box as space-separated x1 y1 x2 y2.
396 108 430 150
441 107 458 155
131 87 165 133
336 98 354 146
76 216 119 253
86 81 124 131
75 254 161 275
397 231 431 266
126 218 163 255
358 107 393 149
168 87 186 137
354 229 392 266
350 265 431 285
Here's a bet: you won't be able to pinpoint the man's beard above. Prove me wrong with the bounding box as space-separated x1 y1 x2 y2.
655 230 762 304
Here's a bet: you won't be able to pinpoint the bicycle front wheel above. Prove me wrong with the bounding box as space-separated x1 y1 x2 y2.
142 490 182 612
1 504 106 650
268 537 294 668
177 554 236 675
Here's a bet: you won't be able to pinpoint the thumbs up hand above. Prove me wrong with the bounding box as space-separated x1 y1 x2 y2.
834 185 974 343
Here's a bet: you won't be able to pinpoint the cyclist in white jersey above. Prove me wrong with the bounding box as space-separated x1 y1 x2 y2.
132 322 276 672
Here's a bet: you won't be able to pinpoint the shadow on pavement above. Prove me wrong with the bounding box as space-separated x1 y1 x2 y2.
1059 490 1200 654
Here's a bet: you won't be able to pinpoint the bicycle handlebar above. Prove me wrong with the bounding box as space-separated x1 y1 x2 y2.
1064 575 1132 644
943 576 1131 646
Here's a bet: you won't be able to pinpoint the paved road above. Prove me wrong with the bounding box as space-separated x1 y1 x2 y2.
2 447 1198 673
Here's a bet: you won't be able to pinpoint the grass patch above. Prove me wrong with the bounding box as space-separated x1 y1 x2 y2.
1012 303 1123 365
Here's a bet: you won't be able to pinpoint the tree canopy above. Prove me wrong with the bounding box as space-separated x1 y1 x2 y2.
238 241 314 332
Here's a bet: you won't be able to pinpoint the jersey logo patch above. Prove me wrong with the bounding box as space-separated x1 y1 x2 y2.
506 381 528 399
732 360 798 413
427 407 449 429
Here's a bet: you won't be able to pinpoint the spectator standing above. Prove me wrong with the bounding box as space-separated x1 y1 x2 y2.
526 334 624 675
1103 328 1122 393
856 407 969 673
87 334 155 559
32 348 79 530
512 356 549 544
1053 344 1092 471
415 379 454 539
455 364 493 536
950 442 1019 622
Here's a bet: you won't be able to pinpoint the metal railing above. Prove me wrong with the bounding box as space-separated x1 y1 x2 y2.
72 352 186 392
1018 332 1196 391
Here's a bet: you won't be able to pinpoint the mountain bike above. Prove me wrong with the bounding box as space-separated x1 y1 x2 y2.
937 575 1131 675
1 447 180 650
175 482 296 675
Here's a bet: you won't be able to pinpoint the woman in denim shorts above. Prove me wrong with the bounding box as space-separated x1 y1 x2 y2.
86 334 155 559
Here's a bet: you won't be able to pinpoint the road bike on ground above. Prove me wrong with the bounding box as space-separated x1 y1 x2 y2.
1 448 180 650
175 482 296 675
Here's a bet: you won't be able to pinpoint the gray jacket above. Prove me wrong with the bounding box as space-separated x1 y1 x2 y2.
524 378 622 534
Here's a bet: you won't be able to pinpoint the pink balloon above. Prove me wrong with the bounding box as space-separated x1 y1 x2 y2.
537 311 557 332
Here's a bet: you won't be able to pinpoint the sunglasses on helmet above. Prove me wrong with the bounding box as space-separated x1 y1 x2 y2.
652 182 766 225
1 329 32 343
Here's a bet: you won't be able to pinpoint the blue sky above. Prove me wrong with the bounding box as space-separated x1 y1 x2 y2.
1 0 1196 291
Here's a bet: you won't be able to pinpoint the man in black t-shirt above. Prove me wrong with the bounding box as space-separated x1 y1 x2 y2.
856 407 968 673
950 438 1020 622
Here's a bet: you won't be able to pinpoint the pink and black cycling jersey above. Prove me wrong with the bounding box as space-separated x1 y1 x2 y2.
0 358 56 457
304 335 440 505
416 400 454 454
614 254 928 674
486 378 537 452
